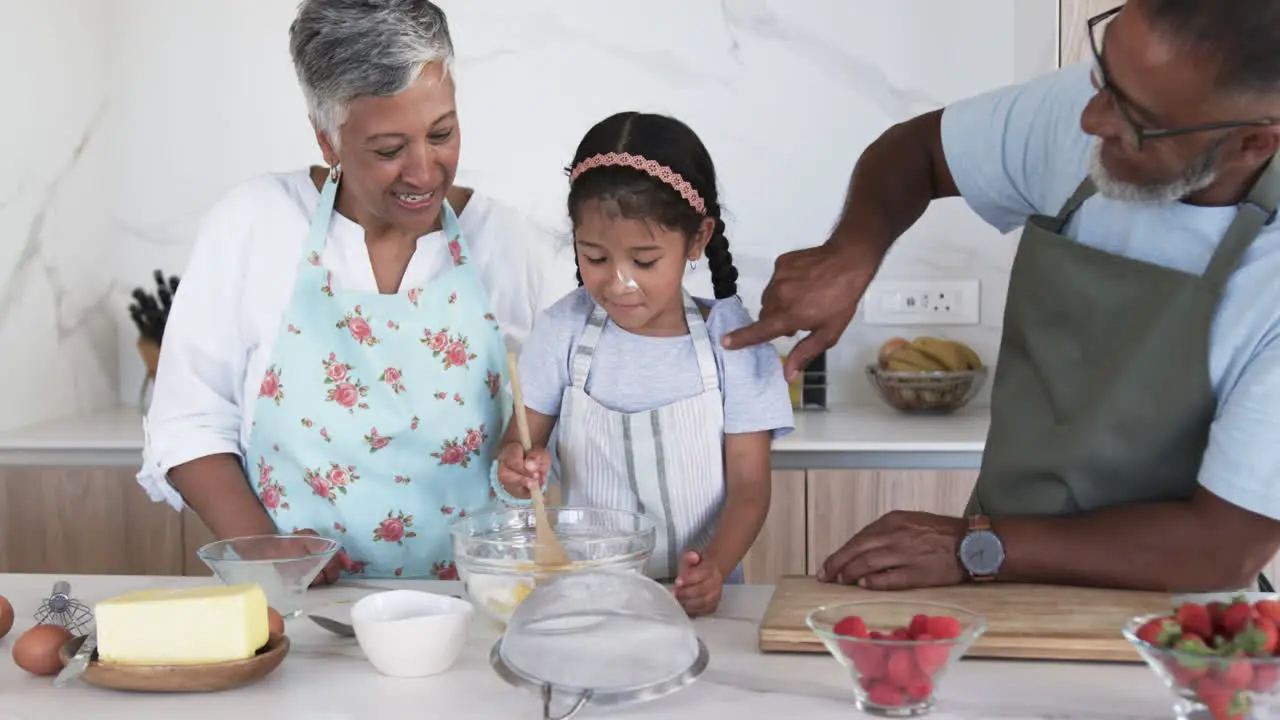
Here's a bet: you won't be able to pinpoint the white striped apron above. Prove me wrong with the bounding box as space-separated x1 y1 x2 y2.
557 290 727 581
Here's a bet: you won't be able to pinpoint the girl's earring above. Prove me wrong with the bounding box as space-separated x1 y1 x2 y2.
328 163 342 183
688 259 698 271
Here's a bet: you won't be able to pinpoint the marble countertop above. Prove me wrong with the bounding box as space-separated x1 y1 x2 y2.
0 403 990 469
0 573 1175 720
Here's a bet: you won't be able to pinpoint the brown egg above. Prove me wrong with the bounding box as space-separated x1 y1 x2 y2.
0 595 13 640
12 624 73 676
266 607 285 636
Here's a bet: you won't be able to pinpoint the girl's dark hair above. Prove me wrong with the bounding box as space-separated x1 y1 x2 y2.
565 111 739 300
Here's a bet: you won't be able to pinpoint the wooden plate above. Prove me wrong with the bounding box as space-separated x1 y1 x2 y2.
57 633 290 692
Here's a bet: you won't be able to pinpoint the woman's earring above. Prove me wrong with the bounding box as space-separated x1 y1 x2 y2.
328 163 342 183
688 259 698 271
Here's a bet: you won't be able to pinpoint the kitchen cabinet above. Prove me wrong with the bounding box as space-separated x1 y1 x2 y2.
741 471 807 584
1059 0 1126 67
806 470 980 575
0 466 185 576
10 463 1280 589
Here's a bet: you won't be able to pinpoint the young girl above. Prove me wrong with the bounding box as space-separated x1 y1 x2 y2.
493 111 794 616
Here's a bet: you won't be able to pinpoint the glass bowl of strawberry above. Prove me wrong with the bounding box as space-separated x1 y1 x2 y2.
1124 594 1280 720
805 600 988 717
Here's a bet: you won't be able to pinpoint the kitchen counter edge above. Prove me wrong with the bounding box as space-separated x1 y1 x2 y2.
0 403 989 470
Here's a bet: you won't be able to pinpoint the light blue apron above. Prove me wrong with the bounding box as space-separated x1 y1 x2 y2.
243 169 506 578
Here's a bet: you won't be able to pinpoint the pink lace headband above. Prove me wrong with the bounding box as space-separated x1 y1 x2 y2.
569 151 707 216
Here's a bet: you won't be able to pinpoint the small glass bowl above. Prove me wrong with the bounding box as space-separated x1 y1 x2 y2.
806 600 988 717
197 533 341 619
1124 610 1280 720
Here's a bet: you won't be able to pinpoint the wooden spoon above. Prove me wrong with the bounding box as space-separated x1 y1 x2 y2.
506 352 571 566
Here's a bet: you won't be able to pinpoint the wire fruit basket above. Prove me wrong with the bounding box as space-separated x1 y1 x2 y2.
865 365 988 414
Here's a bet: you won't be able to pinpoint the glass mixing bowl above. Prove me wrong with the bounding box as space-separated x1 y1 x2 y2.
450 506 656 624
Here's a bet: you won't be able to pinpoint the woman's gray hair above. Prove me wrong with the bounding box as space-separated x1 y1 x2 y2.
289 0 455 149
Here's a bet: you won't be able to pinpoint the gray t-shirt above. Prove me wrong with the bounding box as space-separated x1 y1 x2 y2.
518 287 795 438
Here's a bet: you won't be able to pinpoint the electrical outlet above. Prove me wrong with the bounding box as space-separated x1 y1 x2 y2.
862 280 980 326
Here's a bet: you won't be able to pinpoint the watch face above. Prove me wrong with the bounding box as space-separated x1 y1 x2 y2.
960 530 1004 576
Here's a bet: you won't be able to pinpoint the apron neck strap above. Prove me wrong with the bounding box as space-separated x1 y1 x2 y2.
570 305 608 388
306 171 469 258
569 290 720 392
681 291 721 394
1201 150 1280 288
306 171 341 255
1052 177 1098 229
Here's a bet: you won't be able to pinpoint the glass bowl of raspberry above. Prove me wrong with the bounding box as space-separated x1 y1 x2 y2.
806 600 988 717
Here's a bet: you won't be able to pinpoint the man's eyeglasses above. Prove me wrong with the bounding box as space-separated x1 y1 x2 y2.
1087 5 1274 152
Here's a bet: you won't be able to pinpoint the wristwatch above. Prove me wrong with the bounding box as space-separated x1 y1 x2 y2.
958 515 1004 582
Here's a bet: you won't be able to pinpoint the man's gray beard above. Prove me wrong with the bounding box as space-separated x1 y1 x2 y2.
1087 138 1224 205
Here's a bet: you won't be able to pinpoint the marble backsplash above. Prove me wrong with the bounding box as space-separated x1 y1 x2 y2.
2 0 1058 432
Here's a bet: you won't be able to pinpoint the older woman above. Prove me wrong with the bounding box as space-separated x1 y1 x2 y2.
136 0 549 582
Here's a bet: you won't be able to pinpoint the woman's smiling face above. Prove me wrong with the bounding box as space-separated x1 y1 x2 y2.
317 61 461 236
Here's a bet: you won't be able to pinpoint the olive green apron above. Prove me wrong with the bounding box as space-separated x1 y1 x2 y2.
967 153 1280 586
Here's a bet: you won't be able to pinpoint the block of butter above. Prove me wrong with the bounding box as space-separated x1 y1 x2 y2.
95 584 270 666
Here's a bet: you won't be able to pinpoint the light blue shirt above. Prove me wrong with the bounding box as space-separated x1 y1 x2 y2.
518 287 795 439
940 62 1280 521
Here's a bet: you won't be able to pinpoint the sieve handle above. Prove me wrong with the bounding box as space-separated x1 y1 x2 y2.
541 683 591 720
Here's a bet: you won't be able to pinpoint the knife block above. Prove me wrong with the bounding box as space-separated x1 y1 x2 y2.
136 337 161 410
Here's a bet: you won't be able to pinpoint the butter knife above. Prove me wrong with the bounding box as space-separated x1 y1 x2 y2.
54 632 97 687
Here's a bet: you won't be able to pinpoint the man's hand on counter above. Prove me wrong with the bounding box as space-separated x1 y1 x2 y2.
816 511 967 590
817 488 1280 593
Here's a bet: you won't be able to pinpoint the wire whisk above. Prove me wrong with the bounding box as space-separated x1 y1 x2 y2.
35 581 94 634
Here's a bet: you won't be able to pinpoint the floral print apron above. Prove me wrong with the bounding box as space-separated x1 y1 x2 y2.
244 170 507 579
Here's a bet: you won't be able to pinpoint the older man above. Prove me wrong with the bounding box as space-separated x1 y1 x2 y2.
725 0 1280 593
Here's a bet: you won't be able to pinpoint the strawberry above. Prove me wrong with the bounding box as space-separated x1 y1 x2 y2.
886 648 919 689
1233 617 1280 657
1250 664 1280 693
849 643 887 680
903 672 933 701
889 628 912 641
1176 634 1215 655
1136 617 1182 647
925 615 962 640
1195 677 1250 720
1217 656 1254 690
1221 600 1261 637
1209 602 1229 634
834 616 870 639
912 634 951 675
908 614 931 639
1255 599 1280 624
866 680 906 707
869 631 885 640
1170 663 1205 686
1172 635 1215 679
1176 603 1214 640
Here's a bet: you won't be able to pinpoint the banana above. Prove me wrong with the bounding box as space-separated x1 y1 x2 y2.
911 336 968 372
951 341 983 370
885 345 948 372
877 337 911 369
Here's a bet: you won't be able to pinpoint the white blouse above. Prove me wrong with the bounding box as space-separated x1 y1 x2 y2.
137 169 554 510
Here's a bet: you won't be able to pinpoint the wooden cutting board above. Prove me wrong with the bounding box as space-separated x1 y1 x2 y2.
758 575 1172 662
